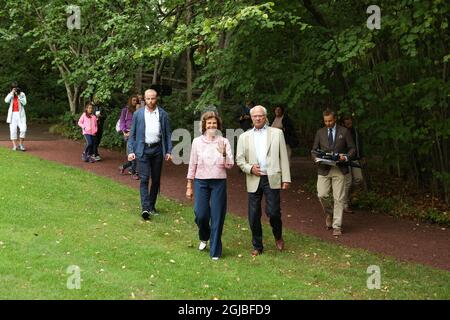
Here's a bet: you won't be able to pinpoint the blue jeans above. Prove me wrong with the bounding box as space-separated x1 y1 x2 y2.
83 134 95 157
138 144 163 212
194 179 227 258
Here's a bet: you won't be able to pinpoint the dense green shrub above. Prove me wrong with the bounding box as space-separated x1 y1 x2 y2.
98 108 126 150
50 112 82 140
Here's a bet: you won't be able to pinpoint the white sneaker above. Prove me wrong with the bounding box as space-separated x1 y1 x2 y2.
12 146 17 151
198 241 207 251
18 144 26 151
211 257 219 261
94 155 101 161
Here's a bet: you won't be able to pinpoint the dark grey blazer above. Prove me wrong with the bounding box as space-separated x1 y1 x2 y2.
311 125 356 176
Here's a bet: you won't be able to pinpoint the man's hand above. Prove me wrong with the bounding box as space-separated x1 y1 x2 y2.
251 164 262 176
165 153 172 161
128 153 136 161
282 182 290 190
123 132 130 138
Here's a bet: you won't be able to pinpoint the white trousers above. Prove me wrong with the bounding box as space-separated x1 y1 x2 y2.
10 112 27 140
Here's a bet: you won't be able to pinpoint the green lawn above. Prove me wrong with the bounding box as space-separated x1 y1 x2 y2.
0 148 449 300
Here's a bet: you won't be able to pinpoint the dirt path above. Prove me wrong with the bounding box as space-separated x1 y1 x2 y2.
1 124 449 271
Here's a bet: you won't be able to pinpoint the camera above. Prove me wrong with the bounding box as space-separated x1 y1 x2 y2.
13 87 21 95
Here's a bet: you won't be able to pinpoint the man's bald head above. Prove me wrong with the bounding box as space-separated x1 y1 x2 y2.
144 89 158 110
145 89 158 97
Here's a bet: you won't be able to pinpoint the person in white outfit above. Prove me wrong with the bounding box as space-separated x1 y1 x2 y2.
5 82 27 151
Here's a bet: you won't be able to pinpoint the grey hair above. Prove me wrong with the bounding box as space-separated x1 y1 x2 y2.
250 105 267 116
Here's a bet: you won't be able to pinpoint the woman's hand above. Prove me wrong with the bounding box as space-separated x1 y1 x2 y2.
186 187 193 200
216 138 226 157
186 180 193 200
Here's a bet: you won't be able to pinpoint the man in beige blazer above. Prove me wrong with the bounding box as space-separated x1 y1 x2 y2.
312 109 355 236
236 105 291 256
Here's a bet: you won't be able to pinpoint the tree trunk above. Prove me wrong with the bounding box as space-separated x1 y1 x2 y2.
153 59 159 85
185 0 193 103
135 64 143 93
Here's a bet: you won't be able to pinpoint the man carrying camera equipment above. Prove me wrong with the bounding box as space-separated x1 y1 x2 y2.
5 82 27 151
311 109 355 236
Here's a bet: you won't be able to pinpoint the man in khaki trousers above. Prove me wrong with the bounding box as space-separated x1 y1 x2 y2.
312 109 355 236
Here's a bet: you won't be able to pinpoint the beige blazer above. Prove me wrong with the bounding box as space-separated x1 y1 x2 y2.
236 126 291 192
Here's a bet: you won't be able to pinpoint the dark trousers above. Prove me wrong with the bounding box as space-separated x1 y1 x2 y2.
194 179 227 258
93 126 103 156
83 134 95 157
138 144 163 212
122 160 137 173
248 175 282 251
122 139 137 173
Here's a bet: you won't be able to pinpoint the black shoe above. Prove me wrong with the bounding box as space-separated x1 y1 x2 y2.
142 210 150 221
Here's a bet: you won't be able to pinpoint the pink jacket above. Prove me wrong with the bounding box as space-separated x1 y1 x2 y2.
187 135 234 180
78 113 98 135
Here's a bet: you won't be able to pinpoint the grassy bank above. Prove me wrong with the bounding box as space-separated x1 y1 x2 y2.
0 148 448 299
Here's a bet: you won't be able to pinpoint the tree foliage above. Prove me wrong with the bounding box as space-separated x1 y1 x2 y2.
1 0 449 204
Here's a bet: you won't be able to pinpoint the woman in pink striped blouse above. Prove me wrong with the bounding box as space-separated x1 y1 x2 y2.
186 111 234 260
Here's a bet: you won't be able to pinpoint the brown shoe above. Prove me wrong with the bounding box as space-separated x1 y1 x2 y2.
326 215 333 229
251 249 262 257
275 239 285 251
332 228 342 236
343 207 354 214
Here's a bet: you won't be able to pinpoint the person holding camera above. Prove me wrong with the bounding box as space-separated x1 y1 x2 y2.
311 109 355 236
5 82 27 151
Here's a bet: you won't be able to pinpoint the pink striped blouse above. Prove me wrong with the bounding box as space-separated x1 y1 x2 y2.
187 135 234 180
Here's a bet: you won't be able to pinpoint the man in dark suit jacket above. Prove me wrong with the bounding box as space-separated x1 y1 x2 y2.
311 109 355 236
128 89 173 220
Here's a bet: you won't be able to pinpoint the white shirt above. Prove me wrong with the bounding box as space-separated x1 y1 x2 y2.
144 107 161 144
253 125 268 175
